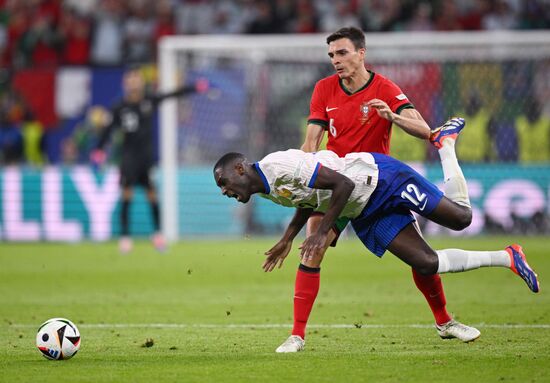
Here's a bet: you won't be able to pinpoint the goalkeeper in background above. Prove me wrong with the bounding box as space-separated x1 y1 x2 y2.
92 68 209 253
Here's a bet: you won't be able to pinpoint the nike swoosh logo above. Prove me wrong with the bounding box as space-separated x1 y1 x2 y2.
326 107 338 112
419 198 428 211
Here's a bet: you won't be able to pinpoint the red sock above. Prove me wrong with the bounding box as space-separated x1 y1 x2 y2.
292 265 320 339
412 269 452 325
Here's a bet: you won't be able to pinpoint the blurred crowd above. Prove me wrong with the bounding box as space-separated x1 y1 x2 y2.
1 0 550 167
1 0 549 68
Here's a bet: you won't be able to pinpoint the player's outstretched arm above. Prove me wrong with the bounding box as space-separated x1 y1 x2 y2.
367 99 430 139
263 208 313 272
299 167 354 260
154 78 210 103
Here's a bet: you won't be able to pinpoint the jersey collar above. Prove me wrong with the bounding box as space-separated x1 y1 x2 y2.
253 163 271 194
339 70 375 95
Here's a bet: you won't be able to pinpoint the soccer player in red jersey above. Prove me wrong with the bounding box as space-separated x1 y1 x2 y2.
270 27 480 353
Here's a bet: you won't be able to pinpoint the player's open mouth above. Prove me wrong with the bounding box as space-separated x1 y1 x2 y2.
228 192 240 201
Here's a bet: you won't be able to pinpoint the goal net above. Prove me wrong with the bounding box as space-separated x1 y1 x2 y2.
158 32 550 242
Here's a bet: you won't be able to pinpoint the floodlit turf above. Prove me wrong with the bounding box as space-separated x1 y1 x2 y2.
1 236 549 382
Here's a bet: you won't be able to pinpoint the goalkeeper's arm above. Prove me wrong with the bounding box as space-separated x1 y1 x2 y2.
153 77 210 103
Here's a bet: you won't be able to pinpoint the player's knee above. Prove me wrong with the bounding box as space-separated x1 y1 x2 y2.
449 207 472 231
413 250 438 275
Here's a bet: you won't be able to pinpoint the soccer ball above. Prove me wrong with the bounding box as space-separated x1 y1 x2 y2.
36 318 81 360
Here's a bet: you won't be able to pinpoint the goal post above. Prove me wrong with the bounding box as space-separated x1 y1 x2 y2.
158 31 550 242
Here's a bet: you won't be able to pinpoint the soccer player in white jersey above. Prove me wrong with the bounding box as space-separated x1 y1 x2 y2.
213 118 539 352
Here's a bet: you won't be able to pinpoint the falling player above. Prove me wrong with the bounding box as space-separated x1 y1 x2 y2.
213 118 539 350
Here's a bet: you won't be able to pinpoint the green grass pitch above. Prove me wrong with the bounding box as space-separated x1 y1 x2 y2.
1 236 549 382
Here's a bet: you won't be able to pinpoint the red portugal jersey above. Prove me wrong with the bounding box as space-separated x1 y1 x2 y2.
307 71 414 157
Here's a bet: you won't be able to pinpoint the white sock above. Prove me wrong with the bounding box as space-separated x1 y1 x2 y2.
436 248 511 273
438 140 470 208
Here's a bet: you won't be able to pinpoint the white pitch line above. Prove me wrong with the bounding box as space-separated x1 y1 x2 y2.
7 323 550 329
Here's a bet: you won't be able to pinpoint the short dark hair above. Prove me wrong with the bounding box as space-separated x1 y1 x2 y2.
213 152 246 172
326 27 366 50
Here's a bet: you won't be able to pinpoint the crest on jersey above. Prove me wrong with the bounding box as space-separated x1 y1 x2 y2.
275 188 292 198
360 102 370 123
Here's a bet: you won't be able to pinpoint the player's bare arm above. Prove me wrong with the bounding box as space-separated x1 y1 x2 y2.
367 99 430 139
263 208 313 272
301 123 325 152
299 166 355 261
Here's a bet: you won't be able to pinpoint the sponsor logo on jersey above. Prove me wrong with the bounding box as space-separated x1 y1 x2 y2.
325 106 338 112
396 94 407 101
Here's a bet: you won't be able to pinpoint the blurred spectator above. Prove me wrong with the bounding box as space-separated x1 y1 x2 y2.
2 2 29 68
90 0 124 65
519 0 550 29
359 0 401 32
457 0 490 30
291 0 318 33
35 0 63 26
21 110 45 166
273 0 296 33
59 8 91 65
406 2 434 31
246 1 280 34
210 0 249 34
482 0 518 30
175 0 215 35
153 1 176 48
433 1 465 31
515 100 550 162
319 0 361 32
455 92 494 162
123 0 155 63
489 106 518 162
0 10 6 59
64 0 100 17
18 8 62 67
0 113 23 164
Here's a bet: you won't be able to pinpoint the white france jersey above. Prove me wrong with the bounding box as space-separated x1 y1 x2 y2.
254 149 379 219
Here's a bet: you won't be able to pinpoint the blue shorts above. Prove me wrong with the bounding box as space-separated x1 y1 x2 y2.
351 153 444 257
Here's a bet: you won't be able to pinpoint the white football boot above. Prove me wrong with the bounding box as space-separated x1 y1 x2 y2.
275 335 305 353
436 320 481 342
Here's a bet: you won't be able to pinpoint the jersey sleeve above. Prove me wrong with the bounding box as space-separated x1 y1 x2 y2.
379 79 414 115
307 81 329 129
150 85 197 106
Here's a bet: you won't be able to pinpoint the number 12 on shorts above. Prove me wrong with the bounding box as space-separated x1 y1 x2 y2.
401 183 428 211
